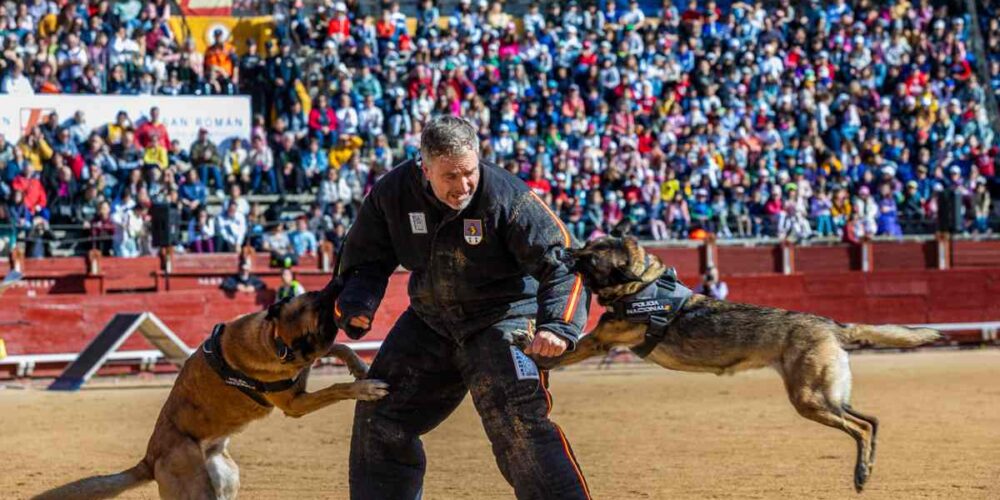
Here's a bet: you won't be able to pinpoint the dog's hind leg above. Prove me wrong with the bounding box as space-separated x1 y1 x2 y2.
205 439 240 500
154 438 215 500
781 342 874 493
844 405 879 466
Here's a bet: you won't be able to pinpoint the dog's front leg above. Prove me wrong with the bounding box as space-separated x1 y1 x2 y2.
327 343 369 379
534 329 609 370
535 320 641 370
269 378 389 418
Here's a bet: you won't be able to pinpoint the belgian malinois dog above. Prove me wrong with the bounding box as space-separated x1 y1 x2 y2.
35 284 388 499
539 236 940 492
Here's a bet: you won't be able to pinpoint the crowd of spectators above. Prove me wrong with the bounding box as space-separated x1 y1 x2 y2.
1 0 999 260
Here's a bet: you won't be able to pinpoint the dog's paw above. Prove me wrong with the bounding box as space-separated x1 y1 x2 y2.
352 379 389 401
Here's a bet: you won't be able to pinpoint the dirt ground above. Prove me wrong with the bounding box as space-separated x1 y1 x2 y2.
2 349 998 499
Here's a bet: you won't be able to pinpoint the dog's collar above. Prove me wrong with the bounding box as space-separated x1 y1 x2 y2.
603 267 692 358
202 323 301 408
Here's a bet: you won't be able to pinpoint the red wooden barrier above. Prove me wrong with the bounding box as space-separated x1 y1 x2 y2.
5 267 998 360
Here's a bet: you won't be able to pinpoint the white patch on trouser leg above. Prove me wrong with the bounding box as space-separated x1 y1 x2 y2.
509 346 540 380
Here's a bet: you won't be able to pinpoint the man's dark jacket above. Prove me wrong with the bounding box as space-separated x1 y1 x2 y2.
334 158 588 346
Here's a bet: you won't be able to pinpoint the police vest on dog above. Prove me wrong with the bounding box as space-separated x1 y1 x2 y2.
604 267 693 358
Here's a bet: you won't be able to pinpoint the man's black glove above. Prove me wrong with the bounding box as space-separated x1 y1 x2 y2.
335 301 373 340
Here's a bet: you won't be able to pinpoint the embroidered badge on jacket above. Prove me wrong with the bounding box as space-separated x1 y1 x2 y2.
463 219 483 245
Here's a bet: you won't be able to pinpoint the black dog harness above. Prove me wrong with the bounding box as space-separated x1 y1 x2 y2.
202 323 300 408
603 268 693 358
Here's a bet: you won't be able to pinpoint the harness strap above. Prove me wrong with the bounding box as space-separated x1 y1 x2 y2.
201 323 300 408
630 315 669 358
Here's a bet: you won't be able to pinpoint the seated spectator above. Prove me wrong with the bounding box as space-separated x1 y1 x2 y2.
48 166 78 225
0 205 14 256
329 222 348 254
811 190 835 237
972 179 991 234
300 137 329 181
142 131 168 170
317 167 351 212
25 215 54 259
690 189 713 231
187 207 215 253
112 199 150 257
11 169 47 218
710 191 731 239
215 200 247 253
335 92 359 137
6 190 31 232
112 128 144 177
328 134 363 170
248 135 279 195
263 222 295 267
190 128 224 195
289 216 318 258
223 138 248 188
1 59 33 95
853 186 879 237
275 268 305 302
179 169 207 221
224 183 250 217
308 94 338 147
876 183 903 237
220 259 265 294
89 200 116 255
168 139 192 174
103 111 133 147
306 202 334 241
18 127 53 174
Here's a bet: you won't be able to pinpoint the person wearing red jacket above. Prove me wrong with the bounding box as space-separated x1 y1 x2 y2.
326 2 351 43
308 94 338 147
11 171 47 215
135 106 170 149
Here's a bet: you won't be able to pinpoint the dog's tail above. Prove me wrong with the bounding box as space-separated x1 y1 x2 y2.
32 461 152 500
840 324 942 348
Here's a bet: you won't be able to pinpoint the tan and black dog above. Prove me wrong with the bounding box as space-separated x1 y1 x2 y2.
538 236 940 492
35 284 388 500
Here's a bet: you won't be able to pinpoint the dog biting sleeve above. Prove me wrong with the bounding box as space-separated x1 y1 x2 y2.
505 191 588 349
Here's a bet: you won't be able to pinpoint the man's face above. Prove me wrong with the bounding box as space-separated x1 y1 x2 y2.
422 150 479 211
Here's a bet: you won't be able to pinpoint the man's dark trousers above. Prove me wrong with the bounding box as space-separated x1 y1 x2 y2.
349 309 591 500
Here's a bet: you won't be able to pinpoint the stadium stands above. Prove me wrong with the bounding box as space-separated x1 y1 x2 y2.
0 0 998 262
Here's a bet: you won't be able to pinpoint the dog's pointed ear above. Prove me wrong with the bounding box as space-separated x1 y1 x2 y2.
266 304 281 321
266 300 285 321
611 219 633 238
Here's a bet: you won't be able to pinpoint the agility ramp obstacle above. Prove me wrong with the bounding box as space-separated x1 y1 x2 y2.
48 313 192 391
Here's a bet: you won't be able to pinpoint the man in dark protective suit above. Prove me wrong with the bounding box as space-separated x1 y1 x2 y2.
330 116 592 500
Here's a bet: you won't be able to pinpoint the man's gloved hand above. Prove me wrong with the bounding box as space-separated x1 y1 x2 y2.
335 300 374 340
342 315 372 340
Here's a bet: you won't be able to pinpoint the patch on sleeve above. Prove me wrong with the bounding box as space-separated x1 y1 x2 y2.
509 346 540 380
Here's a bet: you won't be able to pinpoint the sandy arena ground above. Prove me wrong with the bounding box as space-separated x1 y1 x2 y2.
2 349 998 499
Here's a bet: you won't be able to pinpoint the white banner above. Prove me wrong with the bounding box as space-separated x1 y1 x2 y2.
0 95 251 148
